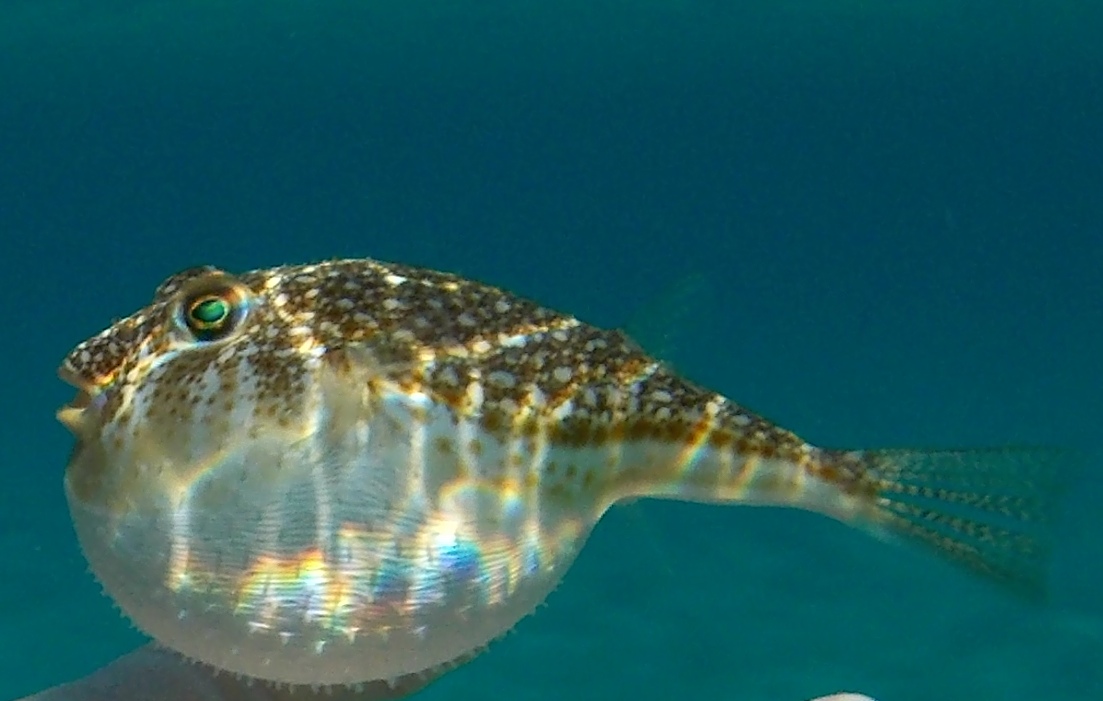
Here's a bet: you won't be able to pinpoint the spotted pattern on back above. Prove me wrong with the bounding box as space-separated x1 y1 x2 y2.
63 258 805 471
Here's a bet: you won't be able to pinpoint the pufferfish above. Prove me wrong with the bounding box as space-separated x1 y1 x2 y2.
54 257 1063 692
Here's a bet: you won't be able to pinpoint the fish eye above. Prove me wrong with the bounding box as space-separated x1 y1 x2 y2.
176 280 250 343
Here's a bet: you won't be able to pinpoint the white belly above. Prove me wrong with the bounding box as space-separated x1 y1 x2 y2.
66 385 599 686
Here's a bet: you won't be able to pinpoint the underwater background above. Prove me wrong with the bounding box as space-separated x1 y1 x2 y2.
1 2 1101 700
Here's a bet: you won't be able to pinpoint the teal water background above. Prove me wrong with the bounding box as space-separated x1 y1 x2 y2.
1 2 1101 699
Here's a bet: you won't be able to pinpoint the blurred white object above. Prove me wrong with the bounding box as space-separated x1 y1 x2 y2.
809 695 878 701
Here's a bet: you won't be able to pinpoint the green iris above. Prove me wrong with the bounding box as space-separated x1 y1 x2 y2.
190 297 229 326
183 293 239 341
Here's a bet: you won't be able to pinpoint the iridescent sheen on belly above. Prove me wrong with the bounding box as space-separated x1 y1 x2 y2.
67 381 592 685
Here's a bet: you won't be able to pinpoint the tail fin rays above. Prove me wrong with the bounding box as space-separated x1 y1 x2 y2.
848 447 1070 600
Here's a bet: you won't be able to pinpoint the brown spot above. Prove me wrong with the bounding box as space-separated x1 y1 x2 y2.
591 424 609 445
520 416 540 438
431 380 465 409
544 483 571 501
481 410 504 435
433 436 455 455
660 421 685 443
549 419 596 448
817 462 840 483
608 421 626 442
708 429 734 450
625 419 652 442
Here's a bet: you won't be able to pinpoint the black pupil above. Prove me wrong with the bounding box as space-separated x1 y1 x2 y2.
191 297 229 327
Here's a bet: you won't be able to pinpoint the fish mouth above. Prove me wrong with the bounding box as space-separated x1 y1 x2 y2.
57 365 99 433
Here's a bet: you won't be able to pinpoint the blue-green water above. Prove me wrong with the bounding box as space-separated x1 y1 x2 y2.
1 2 1100 700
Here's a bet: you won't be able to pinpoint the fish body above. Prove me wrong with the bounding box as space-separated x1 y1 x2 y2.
58 258 1063 688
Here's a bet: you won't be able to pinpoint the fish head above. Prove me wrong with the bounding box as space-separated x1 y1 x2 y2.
58 265 313 508
56 264 378 683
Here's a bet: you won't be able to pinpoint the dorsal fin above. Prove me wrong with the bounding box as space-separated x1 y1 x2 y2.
620 272 713 369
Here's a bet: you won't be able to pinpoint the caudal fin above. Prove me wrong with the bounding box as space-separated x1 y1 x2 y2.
838 446 1070 600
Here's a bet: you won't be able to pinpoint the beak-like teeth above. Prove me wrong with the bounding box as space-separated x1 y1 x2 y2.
57 365 98 434
66 388 92 409
57 405 86 434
